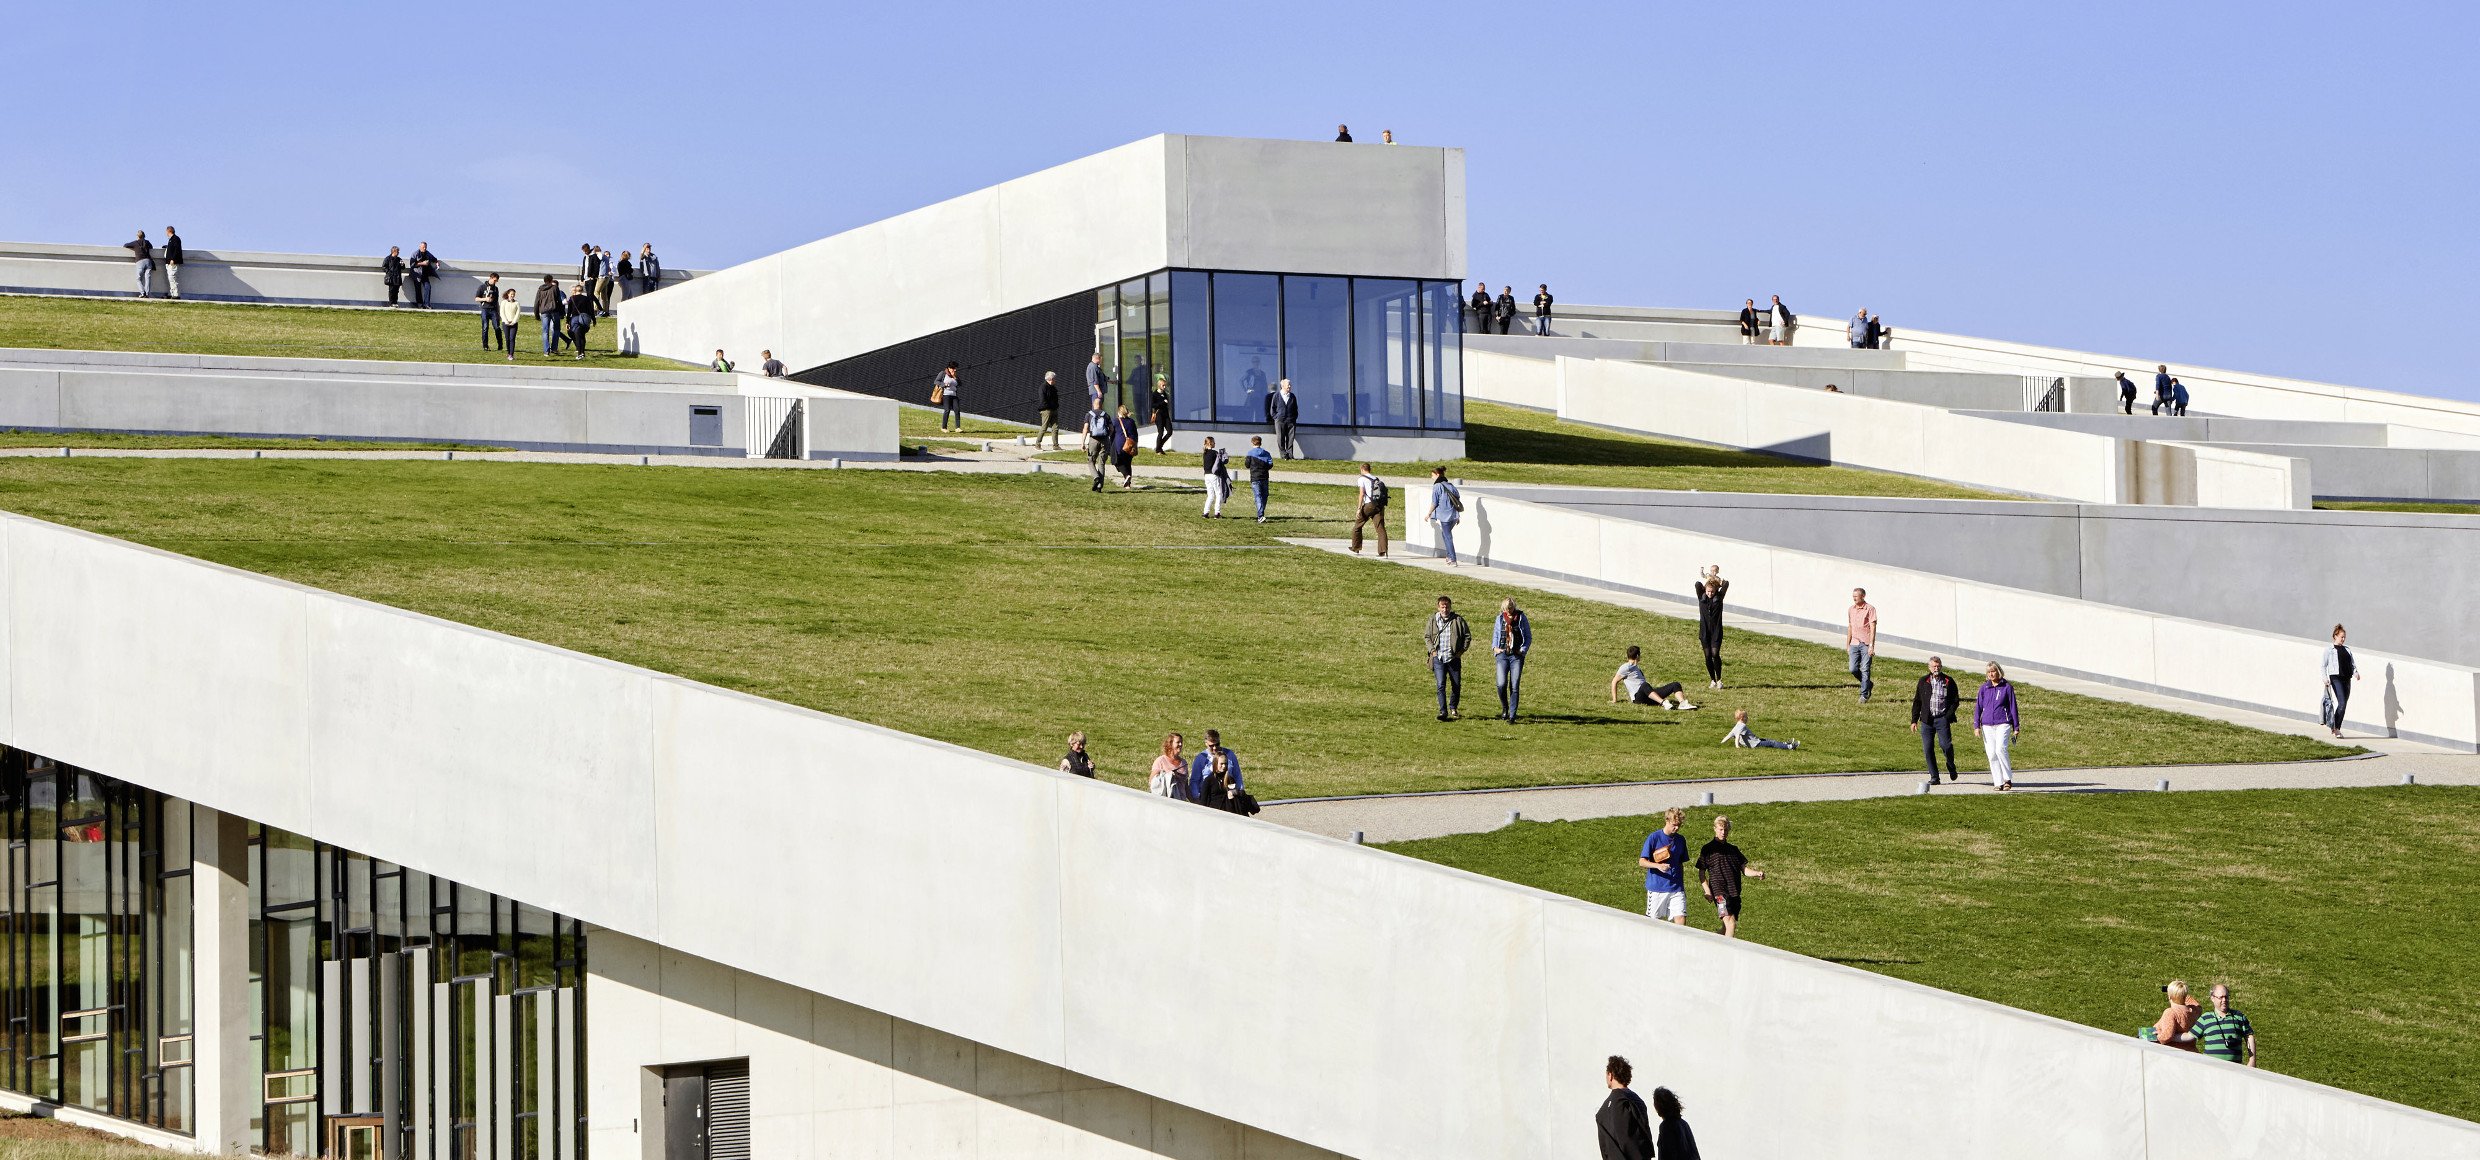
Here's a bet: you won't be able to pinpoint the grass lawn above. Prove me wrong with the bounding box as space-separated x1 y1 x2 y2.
2316 500 2480 516
0 459 2341 799
0 293 685 370
1044 401 2007 499
0 1111 183 1157
0 428 500 452
1383 787 2480 1121
898 403 1034 442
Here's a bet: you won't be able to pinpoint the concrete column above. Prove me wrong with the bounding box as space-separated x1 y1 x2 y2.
188 807 255 1156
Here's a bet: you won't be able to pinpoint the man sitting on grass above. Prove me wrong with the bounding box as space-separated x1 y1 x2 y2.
1609 645 1697 710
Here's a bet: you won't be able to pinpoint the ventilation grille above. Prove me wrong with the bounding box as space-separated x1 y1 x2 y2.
704 1061 751 1160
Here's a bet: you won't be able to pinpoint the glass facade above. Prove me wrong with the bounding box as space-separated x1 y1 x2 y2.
1093 269 1465 431
0 750 192 1131
0 745 588 1159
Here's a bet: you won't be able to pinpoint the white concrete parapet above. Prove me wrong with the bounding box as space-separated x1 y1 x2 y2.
0 240 704 309
1 509 2473 1157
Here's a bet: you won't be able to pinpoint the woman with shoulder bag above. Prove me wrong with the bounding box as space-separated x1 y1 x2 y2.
1110 404 1140 488
934 362 963 432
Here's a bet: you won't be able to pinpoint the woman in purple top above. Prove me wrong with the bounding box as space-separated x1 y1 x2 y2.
1973 661 2022 790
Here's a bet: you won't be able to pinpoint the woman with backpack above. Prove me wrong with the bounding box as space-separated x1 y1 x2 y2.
1110 404 1140 488
1427 466 1463 565
934 362 963 432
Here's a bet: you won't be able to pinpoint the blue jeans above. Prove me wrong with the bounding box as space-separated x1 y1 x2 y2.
1848 643 1874 699
1434 519 1457 563
1251 479 1268 519
1496 653 1525 720
1433 657 1462 717
541 315 562 354
482 308 502 348
942 396 963 429
1533 315 1550 335
1922 717 1955 777
134 259 154 297
411 277 431 308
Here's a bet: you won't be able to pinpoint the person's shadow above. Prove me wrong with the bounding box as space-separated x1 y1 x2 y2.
1472 500 1492 567
2382 664 2402 739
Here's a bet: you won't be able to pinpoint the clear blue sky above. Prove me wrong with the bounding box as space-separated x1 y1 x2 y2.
7 2 2473 399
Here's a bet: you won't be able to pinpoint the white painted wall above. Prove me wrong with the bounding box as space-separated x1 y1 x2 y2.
1461 346 1556 411
619 135 1466 373
1465 331 1909 370
0 240 700 307
1408 487 2480 750
2206 443 2480 502
0 349 896 458
2 510 2472 1158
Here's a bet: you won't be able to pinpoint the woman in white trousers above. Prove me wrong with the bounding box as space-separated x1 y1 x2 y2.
1973 661 2022 790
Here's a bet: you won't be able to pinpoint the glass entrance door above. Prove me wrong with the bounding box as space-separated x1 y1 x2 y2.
1092 322 1119 415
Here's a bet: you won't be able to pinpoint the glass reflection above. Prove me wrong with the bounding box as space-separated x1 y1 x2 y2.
1283 276 1351 425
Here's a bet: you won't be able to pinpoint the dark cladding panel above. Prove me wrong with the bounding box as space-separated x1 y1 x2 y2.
792 289 1102 426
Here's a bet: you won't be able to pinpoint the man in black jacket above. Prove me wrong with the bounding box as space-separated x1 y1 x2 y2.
407 243 440 308
1036 370 1062 450
1737 298 1760 344
1532 283 1554 335
638 244 661 295
123 230 156 298
1469 283 1492 332
162 227 185 298
1266 378 1300 460
474 273 504 349
379 246 405 306
1494 287 1518 334
1596 1056 1656 1160
2116 371 2138 415
580 243 600 285
1910 655 1962 784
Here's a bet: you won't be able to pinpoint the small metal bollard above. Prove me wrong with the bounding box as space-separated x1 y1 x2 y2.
1698 791 1716 806
252 450 264 460
1348 830 1365 845
443 450 454 460
58 447 71 458
1918 781 1932 795
1031 463 1043 474
1505 810 1521 827
2156 778 2171 792
2403 772 2417 786
640 455 651 466
831 458 844 469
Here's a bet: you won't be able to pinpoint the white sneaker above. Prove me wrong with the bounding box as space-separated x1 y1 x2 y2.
1680 702 1699 711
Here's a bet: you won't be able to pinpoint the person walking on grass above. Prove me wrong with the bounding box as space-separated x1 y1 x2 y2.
1268 378 1301 459
1082 400 1113 492
1244 436 1274 522
2320 624 2360 738
1109 404 1140 488
1637 808 1689 925
2196 984 2257 1067
1059 731 1098 779
475 272 505 350
1428 467 1463 565
1695 814 1764 939
1695 565 1728 690
1845 588 1878 702
1651 1088 1700 1160
380 246 406 306
1085 351 1109 412
1036 371 1062 450
1493 598 1532 722
1149 733 1186 799
934 362 963 431
1149 374 1174 454
1910 655 1962 784
1610 645 1697 710
1199 437 1230 518
1721 708 1799 750
534 275 565 355
1350 464 1391 556
495 289 522 363
1425 595 1471 722
564 282 596 358
1973 661 2021 790
1595 1056 1657 1160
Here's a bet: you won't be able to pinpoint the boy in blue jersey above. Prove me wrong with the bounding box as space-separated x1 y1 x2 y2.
1636 809 1690 924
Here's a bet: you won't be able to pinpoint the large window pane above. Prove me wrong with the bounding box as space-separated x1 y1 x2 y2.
1212 274 1279 425
1146 273 1173 418
1424 282 1465 429
1115 278 1150 421
1282 276 1351 426
1354 279 1421 430
1170 272 1212 421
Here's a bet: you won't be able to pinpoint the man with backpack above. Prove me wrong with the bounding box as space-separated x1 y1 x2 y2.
1350 463 1390 556
1082 399 1113 492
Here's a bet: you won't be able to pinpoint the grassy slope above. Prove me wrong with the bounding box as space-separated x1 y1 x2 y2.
2317 500 2480 516
0 293 684 369
1048 401 2008 498
0 459 2340 799
1384 787 2480 1120
0 429 500 451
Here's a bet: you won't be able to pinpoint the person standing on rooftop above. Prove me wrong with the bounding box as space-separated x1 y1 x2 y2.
1737 298 1760 344
408 242 440 308
1335 124 1353 142
162 226 184 298
380 245 405 307
2153 364 2174 416
1533 283 1555 335
1845 587 1877 702
2195 984 2257 1067
1973 661 2021 790
1495 285 1518 334
1058 731 1098 779
1036 371 1062 450
1595 1056 1657 1160
710 349 733 372
123 230 156 298
2117 371 2138 415
1381 129 1396 143
1849 307 1870 348
2171 377 2190 416
1767 294 1794 345
592 246 617 314
760 350 785 378
638 243 662 295
612 248 636 310
1863 309 1883 349
1470 283 1493 333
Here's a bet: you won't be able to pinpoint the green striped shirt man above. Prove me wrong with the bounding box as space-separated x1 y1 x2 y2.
2194 1008 2254 1063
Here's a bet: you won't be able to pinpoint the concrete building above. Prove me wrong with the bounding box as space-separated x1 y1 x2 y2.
617 135 1471 461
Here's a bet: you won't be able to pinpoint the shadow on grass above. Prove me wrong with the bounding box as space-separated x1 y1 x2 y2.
1469 412 1826 472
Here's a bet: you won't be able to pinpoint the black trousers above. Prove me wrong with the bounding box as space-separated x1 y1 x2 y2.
385 282 401 305
1699 617 1724 682
1153 417 1172 453
2122 392 2136 415
1921 718 1956 777
1275 420 1298 459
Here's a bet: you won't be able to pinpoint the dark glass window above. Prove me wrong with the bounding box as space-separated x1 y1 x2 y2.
1212 273 1280 424
1170 272 1213 422
1283 276 1352 426
1425 281 1465 430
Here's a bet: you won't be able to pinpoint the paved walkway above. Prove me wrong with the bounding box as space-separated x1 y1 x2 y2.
1262 538 2480 842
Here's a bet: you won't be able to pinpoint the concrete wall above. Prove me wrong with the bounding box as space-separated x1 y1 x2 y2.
1461 346 1556 411
0 348 897 458
1408 486 2480 747
7 509 2472 1157
1970 410 2402 446
619 135 1466 372
588 933 1344 1160
1465 331 1909 370
1972 412 2480 501
0 239 701 308
2207 443 2480 503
